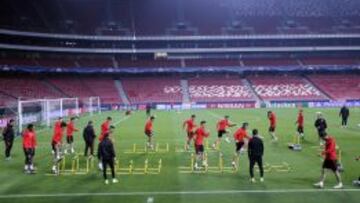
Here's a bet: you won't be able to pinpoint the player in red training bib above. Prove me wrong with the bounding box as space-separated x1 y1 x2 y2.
22 124 37 174
314 131 343 189
267 111 278 141
212 115 236 149
51 121 67 174
295 109 304 139
183 114 197 151
194 120 210 170
231 122 250 170
145 116 155 149
65 117 78 154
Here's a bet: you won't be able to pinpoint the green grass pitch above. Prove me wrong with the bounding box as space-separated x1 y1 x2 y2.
0 108 360 203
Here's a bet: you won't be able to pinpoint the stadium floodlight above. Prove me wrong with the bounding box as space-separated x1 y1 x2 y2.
83 96 101 116
17 97 79 133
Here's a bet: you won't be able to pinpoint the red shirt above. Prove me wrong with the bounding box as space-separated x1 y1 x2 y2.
66 121 78 137
54 120 61 134
23 129 37 149
52 126 64 144
194 127 209 145
323 136 337 160
297 113 304 127
183 119 196 133
269 113 276 127
99 121 110 141
217 119 229 131
145 120 153 132
233 127 249 142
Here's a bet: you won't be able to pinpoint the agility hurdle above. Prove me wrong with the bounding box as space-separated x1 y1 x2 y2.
255 162 291 173
46 154 95 176
124 143 170 154
115 158 162 175
204 140 221 152
175 143 191 153
178 153 237 174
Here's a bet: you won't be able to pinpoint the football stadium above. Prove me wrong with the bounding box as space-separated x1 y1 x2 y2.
0 0 360 203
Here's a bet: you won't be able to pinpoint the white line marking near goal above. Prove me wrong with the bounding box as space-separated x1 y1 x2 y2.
0 188 359 199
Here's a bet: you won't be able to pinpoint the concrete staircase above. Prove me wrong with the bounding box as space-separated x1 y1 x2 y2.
180 79 190 103
114 80 130 105
302 76 332 100
242 78 262 103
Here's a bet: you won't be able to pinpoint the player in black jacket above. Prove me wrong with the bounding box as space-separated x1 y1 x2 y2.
339 105 350 128
98 127 118 184
83 121 96 157
248 129 264 183
2 119 15 160
314 112 327 137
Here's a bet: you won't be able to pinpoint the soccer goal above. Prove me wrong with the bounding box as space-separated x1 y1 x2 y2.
17 98 80 132
82 96 101 116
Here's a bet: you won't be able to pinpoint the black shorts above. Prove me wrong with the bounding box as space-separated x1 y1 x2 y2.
297 126 304 134
66 136 74 144
23 148 35 156
145 130 152 137
269 126 276 132
322 159 338 172
195 144 204 154
217 130 227 138
187 131 195 139
235 141 245 152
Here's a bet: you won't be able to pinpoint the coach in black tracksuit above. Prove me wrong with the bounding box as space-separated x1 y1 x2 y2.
248 129 264 181
98 131 116 181
2 119 15 160
83 121 96 156
314 113 327 138
339 105 350 127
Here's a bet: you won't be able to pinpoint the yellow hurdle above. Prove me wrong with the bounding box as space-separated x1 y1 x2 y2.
124 143 170 154
179 152 236 174
116 158 162 175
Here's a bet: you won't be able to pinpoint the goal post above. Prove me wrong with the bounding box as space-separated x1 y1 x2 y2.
82 96 101 116
17 97 80 132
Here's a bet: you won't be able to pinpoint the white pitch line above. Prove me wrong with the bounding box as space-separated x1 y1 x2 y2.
0 188 359 199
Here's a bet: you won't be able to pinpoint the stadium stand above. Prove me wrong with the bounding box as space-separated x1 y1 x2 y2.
47 76 95 98
307 74 360 101
0 76 64 101
188 76 254 102
121 77 182 104
81 77 123 104
0 0 359 35
247 75 326 101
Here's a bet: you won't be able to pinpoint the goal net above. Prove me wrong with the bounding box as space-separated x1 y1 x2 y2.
82 96 101 116
18 98 79 132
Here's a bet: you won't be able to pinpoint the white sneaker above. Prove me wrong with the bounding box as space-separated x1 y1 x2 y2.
71 148 75 154
260 178 264 182
250 178 256 183
194 163 200 170
112 178 119 183
98 163 103 171
202 161 208 167
353 180 360 186
313 181 324 188
333 183 343 189
225 137 231 143
211 144 216 149
105 180 109 185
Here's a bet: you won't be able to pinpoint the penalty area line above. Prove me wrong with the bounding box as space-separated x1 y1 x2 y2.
0 188 359 199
